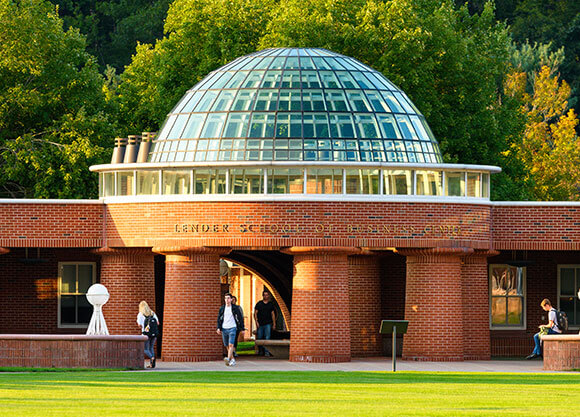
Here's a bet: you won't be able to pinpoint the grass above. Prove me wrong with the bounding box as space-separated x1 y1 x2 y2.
0 371 578 416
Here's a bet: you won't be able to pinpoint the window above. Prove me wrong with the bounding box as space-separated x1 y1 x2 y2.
59 263 96 327
558 266 580 328
489 265 525 328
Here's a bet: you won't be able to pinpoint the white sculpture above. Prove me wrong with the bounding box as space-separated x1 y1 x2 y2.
86 284 110 335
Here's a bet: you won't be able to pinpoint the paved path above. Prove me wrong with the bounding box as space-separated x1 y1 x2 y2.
149 357 564 373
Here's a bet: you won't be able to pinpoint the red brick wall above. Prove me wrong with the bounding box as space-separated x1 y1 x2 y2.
160 249 223 361
289 249 351 363
493 205 580 250
0 248 99 334
0 203 103 247
349 255 381 357
402 249 465 361
98 248 155 336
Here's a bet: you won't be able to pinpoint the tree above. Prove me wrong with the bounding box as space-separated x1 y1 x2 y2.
0 0 114 198
116 0 277 133
505 66 580 200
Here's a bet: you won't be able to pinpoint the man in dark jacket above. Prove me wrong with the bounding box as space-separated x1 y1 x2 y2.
217 293 244 366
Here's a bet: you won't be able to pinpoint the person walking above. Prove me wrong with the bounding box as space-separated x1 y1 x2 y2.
217 293 244 366
137 300 160 368
254 290 277 356
526 298 562 359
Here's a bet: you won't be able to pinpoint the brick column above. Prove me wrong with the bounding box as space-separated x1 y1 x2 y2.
398 247 473 361
283 247 359 363
462 250 498 360
0 248 9 255
94 247 155 335
349 254 382 357
154 246 230 362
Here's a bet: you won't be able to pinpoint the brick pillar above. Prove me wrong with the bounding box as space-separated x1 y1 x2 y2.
0 248 9 255
398 247 473 361
95 247 155 335
462 250 498 360
284 247 358 363
154 246 230 362
349 254 382 357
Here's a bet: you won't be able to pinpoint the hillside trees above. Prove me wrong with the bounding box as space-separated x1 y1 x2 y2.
0 0 114 198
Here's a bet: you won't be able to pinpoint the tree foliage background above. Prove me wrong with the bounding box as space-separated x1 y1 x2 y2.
1 0 578 200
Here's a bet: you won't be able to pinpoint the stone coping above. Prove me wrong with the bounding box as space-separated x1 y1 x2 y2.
255 339 290 346
541 334 580 341
0 334 147 341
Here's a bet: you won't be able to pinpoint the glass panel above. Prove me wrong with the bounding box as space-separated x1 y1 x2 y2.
268 169 303 194
491 297 506 325
249 113 276 138
209 71 235 89
193 169 210 194
179 91 205 113
77 296 92 324
181 114 206 138
163 170 191 194
137 171 160 195
351 72 373 89
167 115 188 139
223 113 250 137
211 90 236 111
278 90 301 111
223 71 249 89
410 116 430 140
377 114 402 139
60 295 76 324
560 268 576 295
193 91 218 112
319 71 341 88
230 169 263 194
302 90 325 111
394 92 416 113
116 172 134 196
445 172 465 197
261 71 282 88
253 56 273 69
301 71 321 88
77 265 93 293
299 57 315 70
354 114 379 138
281 71 301 88
335 71 358 88
254 90 279 111
507 297 523 325
303 114 330 138
306 168 343 194
345 169 379 194
381 91 404 113
270 56 286 69
384 170 412 195
466 172 482 197
365 91 390 112
347 91 372 112
416 171 442 196
325 91 349 111
396 115 418 139
275 113 302 138
329 114 355 138
61 265 76 293
242 71 265 88
560 296 575 325
482 174 490 198
231 90 256 111
324 57 346 70
200 114 227 138
103 172 115 197
285 57 300 69
312 57 332 70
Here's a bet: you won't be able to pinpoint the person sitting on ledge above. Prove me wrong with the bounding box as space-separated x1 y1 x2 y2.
526 298 561 360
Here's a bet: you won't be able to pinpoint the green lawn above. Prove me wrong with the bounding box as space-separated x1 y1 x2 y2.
0 371 578 416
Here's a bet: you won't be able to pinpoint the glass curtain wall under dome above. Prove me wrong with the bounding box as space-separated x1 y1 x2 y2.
91 48 500 199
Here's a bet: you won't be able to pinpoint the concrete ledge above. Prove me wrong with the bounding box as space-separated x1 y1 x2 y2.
0 334 147 369
542 334 580 371
255 339 290 359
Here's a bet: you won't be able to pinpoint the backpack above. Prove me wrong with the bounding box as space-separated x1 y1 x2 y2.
552 308 569 333
143 315 160 338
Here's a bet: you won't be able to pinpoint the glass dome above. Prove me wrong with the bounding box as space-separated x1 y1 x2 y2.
148 48 443 164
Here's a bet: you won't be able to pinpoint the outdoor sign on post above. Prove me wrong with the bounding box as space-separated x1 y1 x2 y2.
379 320 409 372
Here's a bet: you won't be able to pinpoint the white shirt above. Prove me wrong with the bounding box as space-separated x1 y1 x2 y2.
549 309 561 333
222 305 236 329
137 312 160 332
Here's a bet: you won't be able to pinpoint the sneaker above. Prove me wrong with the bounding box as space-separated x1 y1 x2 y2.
229 359 236 366
264 351 273 357
224 357 230 366
151 357 156 368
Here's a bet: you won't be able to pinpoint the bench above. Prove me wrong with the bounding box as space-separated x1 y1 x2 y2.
541 334 580 371
255 339 290 359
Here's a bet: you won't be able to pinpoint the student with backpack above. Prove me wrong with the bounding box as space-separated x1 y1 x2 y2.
526 298 564 360
137 300 160 368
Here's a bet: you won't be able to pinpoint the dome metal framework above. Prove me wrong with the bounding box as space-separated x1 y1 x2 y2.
149 48 442 164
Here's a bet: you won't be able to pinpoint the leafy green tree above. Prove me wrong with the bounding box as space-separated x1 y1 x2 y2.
0 0 114 198
117 0 277 133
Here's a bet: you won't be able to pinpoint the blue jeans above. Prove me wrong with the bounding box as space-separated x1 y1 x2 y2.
222 327 237 346
145 336 156 359
532 328 558 355
256 324 272 355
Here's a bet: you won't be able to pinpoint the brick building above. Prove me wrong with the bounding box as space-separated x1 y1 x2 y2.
1 48 578 362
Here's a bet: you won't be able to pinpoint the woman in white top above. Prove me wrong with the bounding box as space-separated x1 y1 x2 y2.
137 300 160 368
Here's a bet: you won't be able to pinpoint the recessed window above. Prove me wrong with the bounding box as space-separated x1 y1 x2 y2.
489 265 525 329
558 266 580 328
59 263 96 328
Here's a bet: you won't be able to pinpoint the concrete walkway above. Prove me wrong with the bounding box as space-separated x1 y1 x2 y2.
148 356 569 373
